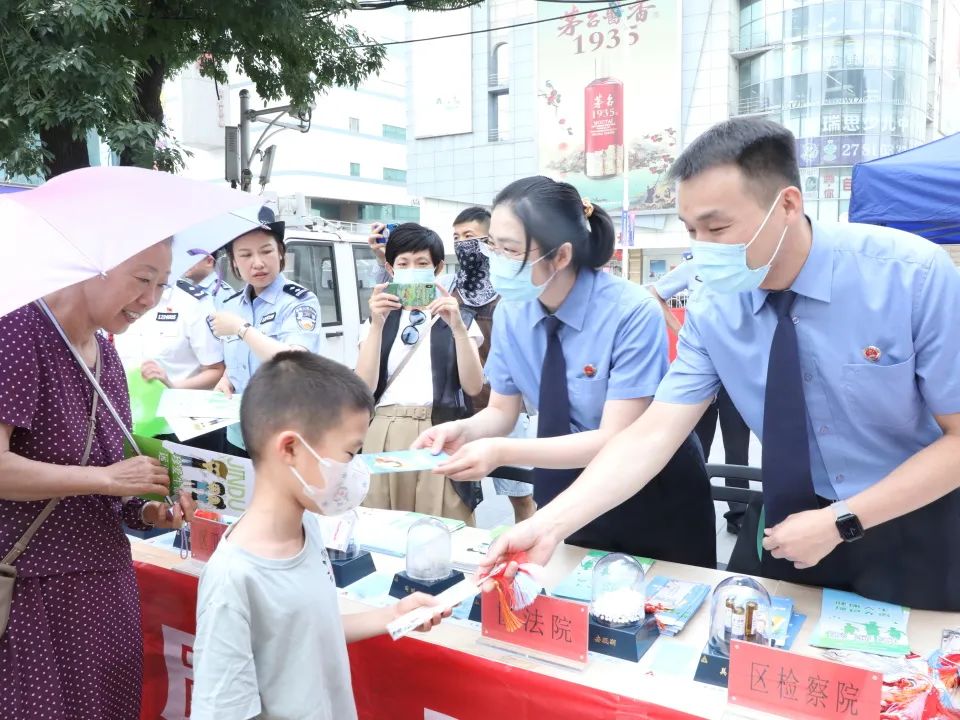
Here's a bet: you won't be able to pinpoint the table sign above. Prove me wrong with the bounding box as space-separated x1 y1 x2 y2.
481 594 589 669
728 641 881 719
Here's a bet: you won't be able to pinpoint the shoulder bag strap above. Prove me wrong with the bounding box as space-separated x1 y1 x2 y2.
1 345 102 566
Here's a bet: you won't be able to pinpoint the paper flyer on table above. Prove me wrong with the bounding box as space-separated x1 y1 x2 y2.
133 434 254 517
551 550 655 603
354 508 465 557
156 389 242 420
358 449 450 475
809 589 910 657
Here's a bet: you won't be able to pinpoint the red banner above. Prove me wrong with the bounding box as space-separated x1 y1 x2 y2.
135 561 699 720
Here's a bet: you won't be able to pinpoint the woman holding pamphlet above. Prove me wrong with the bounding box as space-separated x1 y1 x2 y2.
414 177 715 567
356 223 484 523
0 241 194 719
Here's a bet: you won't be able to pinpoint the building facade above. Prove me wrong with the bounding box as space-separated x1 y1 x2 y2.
406 0 960 281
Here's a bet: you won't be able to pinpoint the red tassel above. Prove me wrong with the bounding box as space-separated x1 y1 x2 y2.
494 582 524 633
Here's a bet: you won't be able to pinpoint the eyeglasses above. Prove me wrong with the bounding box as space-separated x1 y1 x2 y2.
401 309 427 345
477 237 527 261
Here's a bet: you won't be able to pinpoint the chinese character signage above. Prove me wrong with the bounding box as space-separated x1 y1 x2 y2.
481 594 589 665
728 641 882 720
537 1 680 213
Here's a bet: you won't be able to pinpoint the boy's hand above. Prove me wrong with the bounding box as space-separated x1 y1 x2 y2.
393 592 451 633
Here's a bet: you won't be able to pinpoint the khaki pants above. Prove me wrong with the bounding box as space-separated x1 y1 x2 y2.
362 405 474 525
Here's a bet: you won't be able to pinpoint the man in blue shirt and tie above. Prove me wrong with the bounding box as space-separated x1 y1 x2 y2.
485 118 960 611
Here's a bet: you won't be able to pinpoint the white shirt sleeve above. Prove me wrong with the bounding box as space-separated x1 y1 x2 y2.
191 602 262 720
187 298 224 368
357 318 372 346
652 262 694 301
467 315 484 346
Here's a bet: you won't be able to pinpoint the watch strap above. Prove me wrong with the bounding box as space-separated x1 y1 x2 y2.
238 322 253 340
830 499 851 519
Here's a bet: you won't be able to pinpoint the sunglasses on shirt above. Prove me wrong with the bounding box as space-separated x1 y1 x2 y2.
401 309 427 345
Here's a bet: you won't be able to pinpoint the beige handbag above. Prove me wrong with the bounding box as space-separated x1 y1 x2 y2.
0 348 101 639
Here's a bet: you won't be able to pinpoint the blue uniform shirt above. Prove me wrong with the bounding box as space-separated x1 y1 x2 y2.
484 268 668 433
656 220 960 499
220 273 323 448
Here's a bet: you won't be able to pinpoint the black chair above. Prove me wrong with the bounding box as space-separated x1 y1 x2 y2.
706 463 762 570
706 463 762 506
489 465 535 484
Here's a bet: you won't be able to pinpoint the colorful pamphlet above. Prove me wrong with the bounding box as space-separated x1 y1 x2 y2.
133 434 254 518
768 596 794 647
354 508 465 557
358 449 449 474
809 589 910 657
644 576 711 636
551 550 655 603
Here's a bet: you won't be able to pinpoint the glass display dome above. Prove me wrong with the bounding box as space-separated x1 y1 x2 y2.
589 553 647 628
708 575 772 657
404 516 454 582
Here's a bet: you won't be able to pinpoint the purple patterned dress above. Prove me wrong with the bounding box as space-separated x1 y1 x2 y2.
0 304 152 720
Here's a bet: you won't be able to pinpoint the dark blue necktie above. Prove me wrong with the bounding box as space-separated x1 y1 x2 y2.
534 315 579 507
761 291 819 527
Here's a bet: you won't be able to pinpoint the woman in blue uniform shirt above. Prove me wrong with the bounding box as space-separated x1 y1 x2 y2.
415 177 715 567
209 211 324 456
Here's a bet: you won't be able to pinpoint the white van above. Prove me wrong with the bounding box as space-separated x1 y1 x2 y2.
218 224 379 368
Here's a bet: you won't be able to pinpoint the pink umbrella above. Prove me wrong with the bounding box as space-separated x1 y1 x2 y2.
0 166 263 318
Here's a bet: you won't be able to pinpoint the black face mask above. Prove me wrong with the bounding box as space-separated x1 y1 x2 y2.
453 238 498 307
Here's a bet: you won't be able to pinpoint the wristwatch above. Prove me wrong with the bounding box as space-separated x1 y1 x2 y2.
237 322 253 340
830 500 864 542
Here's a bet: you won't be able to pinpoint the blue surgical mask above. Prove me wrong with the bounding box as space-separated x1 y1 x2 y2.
692 192 788 294
488 251 557 304
392 267 436 284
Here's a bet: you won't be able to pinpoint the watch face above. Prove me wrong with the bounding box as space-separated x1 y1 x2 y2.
837 514 864 542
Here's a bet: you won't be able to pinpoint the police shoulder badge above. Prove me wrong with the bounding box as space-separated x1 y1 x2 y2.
294 304 318 331
283 282 310 299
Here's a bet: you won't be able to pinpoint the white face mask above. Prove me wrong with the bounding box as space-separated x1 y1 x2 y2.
289 433 370 516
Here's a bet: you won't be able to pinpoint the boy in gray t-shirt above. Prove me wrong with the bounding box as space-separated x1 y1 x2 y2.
192 353 449 720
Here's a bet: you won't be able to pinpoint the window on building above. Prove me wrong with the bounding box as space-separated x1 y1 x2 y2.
382 167 407 182
349 117 360 133
491 42 510 86
489 92 511 141
382 124 407 141
350 162 360 177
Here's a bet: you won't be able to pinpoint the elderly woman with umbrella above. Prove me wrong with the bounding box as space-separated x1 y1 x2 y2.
0 168 262 720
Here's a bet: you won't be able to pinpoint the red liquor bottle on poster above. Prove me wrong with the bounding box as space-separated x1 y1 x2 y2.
584 57 624 179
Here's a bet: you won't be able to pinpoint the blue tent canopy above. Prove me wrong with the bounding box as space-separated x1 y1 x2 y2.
849 133 960 245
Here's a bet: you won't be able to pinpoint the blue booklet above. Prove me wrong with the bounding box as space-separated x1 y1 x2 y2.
645 576 711 636
358 449 450 475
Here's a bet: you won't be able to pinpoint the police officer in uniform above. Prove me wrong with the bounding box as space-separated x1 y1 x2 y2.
209 208 324 456
485 119 960 612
